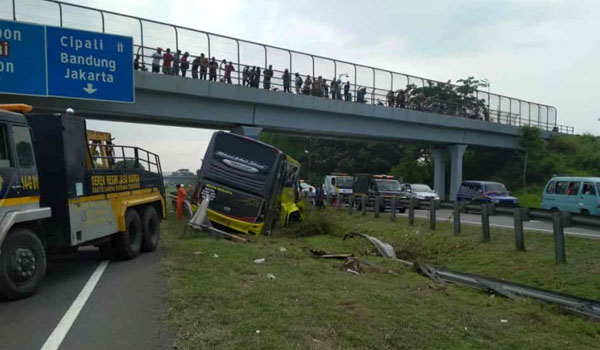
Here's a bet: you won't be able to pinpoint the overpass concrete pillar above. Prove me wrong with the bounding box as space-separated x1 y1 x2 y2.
448 145 467 201
432 148 446 200
231 125 263 139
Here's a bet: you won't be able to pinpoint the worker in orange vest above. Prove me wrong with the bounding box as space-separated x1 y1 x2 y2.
176 184 187 220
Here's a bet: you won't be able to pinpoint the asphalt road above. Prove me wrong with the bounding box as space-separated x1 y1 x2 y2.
0 247 173 350
400 208 600 239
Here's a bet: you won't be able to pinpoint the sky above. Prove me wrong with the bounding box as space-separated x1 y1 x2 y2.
5 0 600 172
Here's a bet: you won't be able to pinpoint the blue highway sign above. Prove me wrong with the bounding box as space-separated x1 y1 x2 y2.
0 20 47 96
46 26 133 102
0 19 134 103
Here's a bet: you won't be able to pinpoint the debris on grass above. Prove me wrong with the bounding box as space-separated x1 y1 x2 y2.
279 247 287 252
310 249 353 259
342 257 361 275
193 251 202 255
254 258 265 264
344 232 397 259
266 273 276 280
213 253 219 258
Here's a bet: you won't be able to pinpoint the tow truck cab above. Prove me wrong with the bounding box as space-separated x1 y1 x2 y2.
0 104 165 300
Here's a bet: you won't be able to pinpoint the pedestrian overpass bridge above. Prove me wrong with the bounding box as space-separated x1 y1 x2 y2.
1 0 573 200
0 72 561 200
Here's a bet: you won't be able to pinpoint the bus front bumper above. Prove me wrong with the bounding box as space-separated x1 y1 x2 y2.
206 208 264 235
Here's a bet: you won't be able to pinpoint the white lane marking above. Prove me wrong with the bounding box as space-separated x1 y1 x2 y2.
399 214 599 239
40 260 110 350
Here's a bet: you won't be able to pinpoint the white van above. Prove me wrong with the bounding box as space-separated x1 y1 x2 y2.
323 174 353 201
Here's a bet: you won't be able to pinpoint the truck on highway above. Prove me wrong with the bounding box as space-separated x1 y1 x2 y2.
195 131 306 235
0 104 165 300
323 174 353 204
352 174 406 213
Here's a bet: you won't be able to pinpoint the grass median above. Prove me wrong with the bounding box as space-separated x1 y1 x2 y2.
160 208 600 349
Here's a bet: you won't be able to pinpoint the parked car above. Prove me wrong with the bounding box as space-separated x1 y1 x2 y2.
541 176 600 215
457 181 518 206
401 183 440 202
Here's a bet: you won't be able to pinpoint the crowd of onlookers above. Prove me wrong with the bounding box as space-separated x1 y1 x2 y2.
134 47 410 105
133 47 439 109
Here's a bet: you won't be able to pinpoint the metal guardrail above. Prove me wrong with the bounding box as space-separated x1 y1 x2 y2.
7 0 574 134
338 195 600 229
426 265 600 320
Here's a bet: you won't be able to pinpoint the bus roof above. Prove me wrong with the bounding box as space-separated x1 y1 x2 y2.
285 154 300 167
217 131 300 166
548 176 600 182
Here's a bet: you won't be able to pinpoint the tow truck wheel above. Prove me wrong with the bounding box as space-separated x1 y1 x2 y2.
141 206 160 252
117 209 143 260
0 228 47 300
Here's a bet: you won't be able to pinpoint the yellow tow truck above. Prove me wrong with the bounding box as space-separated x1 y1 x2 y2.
0 104 166 299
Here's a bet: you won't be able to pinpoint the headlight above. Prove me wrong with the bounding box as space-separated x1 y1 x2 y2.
492 199 499 204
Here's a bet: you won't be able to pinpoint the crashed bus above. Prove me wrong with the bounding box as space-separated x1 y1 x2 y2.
194 131 306 235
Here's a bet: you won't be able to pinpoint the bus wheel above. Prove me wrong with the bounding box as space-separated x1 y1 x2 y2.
141 206 160 252
581 209 590 216
0 228 47 300
116 209 143 260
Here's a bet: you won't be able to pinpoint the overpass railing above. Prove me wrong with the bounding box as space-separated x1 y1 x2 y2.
7 0 574 134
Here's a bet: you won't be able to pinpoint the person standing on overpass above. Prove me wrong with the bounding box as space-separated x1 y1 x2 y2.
344 81 351 101
191 55 200 79
176 184 187 220
199 54 208 80
152 47 162 73
294 73 303 94
263 65 273 90
282 69 291 92
173 50 181 76
386 90 395 107
209 57 218 82
162 48 173 75
180 52 190 77
224 61 235 84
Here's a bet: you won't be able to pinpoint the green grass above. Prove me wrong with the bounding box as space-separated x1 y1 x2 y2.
512 187 543 208
160 208 600 349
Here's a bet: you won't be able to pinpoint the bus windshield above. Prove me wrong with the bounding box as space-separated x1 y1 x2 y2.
336 176 353 188
213 133 277 176
376 179 402 192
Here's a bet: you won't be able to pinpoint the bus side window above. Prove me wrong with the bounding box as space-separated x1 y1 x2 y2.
555 181 568 195
545 181 556 194
567 182 580 196
331 177 335 186
0 124 12 168
582 182 596 196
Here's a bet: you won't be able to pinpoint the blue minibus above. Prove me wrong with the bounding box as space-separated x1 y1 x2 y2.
541 176 600 215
